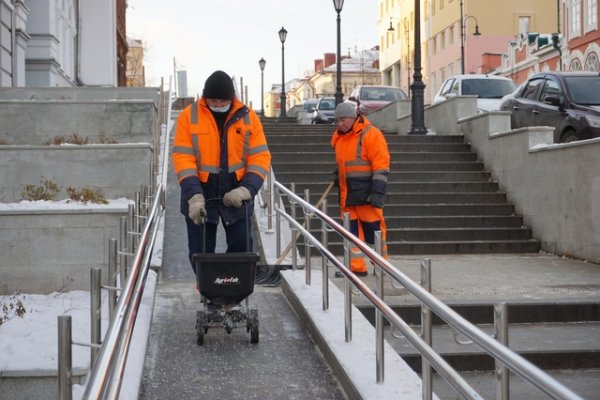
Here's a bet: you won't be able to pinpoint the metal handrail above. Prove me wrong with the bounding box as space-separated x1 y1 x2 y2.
81 78 175 399
274 180 583 400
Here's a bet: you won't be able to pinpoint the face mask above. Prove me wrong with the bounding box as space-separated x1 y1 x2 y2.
208 102 231 113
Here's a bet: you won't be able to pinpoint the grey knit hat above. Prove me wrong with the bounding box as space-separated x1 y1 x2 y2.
334 102 357 119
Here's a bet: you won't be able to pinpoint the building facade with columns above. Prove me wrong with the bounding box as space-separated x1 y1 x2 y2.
0 0 127 88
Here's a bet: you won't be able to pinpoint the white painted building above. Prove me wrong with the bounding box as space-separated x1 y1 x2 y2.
0 0 119 87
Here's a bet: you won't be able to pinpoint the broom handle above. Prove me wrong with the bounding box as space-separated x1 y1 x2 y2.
275 180 335 265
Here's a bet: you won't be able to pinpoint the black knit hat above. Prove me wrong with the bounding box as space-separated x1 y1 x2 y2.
202 70 235 100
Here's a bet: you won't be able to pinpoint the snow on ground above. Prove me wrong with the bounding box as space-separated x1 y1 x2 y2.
0 290 110 372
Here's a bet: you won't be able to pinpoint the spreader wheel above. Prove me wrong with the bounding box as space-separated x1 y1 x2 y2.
249 309 259 344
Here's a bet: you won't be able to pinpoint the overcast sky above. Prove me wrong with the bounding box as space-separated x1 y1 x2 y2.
126 0 380 107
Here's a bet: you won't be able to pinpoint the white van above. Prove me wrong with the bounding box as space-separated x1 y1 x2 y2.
434 74 517 112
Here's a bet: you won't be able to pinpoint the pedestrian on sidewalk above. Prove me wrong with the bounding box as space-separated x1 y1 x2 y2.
330 102 390 276
172 70 271 278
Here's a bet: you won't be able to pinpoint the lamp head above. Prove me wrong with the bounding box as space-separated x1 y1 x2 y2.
259 57 266 71
278 26 287 43
333 0 344 12
473 25 481 36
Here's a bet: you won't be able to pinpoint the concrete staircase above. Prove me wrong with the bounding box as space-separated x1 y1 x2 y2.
265 120 540 255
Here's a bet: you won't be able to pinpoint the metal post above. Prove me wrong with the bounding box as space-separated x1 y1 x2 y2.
343 212 352 342
375 231 385 383
127 203 135 270
259 57 266 116
460 0 465 74
90 268 102 366
321 199 329 311
279 27 288 119
421 258 433 400
495 302 510 400
410 0 427 135
275 189 281 258
108 238 117 320
304 189 311 285
267 169 273 231
119 216 128 288
334 8 343 106
58 315 72 400
290 182 297 270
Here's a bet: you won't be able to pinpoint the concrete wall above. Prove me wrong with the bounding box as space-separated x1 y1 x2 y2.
0 100 157 145
0 206 130 294
0 87 160 102
387 96 479 135
0 144 152 202
365 100 411 133
460 113 600 263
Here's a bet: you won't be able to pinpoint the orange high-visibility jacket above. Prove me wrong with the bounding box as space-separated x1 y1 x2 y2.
172 98 270 223
331 116 390 208
173 98 270 185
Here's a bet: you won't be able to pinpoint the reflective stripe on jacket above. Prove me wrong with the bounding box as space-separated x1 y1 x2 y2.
172 97 271 224
331 116 390 208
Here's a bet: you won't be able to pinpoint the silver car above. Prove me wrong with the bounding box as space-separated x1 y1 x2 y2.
434 74 517 112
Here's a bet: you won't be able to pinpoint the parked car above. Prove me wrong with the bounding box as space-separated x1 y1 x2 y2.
347 85 408 115
499 71 600 143
302 99 318 113
434 74 517 112
311 97 336 124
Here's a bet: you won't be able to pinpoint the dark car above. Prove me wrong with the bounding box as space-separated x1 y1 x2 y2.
347 85 408 115
499 71 600 143
311 97 336 124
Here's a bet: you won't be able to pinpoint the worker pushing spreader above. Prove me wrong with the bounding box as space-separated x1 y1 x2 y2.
193 201 260 346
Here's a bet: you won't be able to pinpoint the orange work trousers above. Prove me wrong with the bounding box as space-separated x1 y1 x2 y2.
341 204 387 273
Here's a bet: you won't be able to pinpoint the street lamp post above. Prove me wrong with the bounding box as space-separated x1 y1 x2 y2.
404 20 411 98
258 57 266 116
333 0 345 106
409 0 427 135
278 26 288 119
460 0 481 74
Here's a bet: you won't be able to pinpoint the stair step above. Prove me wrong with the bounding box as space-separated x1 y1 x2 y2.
393 152 478 162
385 322 600 371
316 204 517 216
297 215 525 229
387 192 507 203
269 143 473 152
303 240 540 254
275 171 492 182
280 181 501 193
428 369 599 400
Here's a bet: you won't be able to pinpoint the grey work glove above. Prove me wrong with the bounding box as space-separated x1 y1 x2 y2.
223 186 251 208
187 194 206 225
368 193 385 209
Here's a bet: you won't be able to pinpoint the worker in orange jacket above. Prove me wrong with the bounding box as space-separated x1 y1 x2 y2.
331 102 390 276
172 70 271 276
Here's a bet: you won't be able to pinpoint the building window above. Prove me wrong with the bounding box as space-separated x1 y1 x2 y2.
584 0 598 32
518 16 530 36
570 58 583 71
448 63 454 77
440 0 444 9
585 52 599 71
449 25 455 45
432 0 436 15
440 67 445 83
570 0 582 37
